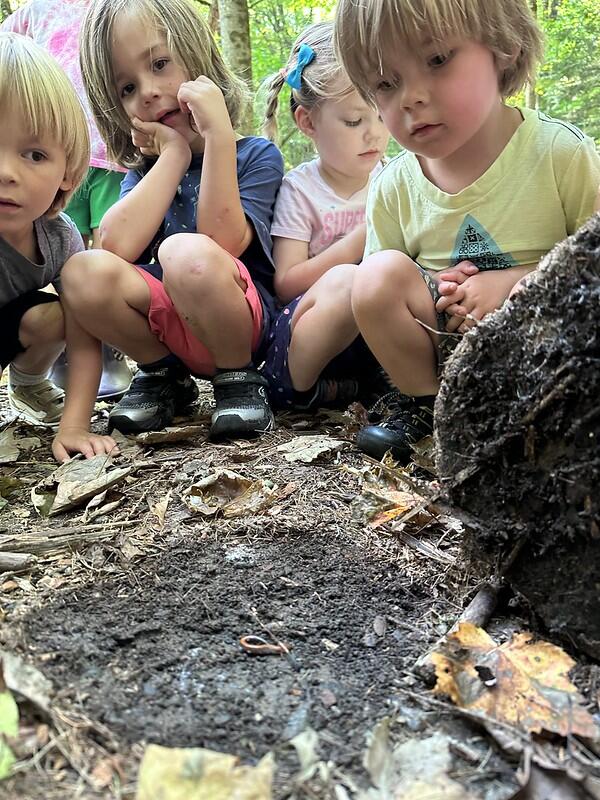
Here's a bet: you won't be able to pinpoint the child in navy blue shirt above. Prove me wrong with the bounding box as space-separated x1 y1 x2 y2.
53 0 283 461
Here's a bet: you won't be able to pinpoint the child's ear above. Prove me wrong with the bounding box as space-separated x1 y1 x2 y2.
60 173 75 192
294 105 316 138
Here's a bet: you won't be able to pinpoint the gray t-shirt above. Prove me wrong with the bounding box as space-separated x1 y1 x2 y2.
0 213 83 308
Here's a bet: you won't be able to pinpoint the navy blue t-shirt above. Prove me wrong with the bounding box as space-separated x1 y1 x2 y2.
119 136 284 297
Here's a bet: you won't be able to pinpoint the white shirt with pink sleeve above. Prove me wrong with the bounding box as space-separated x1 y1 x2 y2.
1 0 125 173
270 158 382 258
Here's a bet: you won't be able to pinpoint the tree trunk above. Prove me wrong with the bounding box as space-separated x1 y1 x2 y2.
0 0 13 23
435 212 600 659
217 0 254 135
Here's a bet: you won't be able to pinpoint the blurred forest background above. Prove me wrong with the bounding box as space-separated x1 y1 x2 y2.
1 0 598 168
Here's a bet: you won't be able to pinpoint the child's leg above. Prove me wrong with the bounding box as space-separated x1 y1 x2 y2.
13 299 65 374
351 251 441 463
1 293 65 426
351 250 440 396
61 250 198 434
158 234 254 369
61 250 169 364
158 233 273 438
287 264 358 391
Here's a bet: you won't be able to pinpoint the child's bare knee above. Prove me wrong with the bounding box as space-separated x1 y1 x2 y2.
352 250 413 313
161 234 232 296
62 251 121 308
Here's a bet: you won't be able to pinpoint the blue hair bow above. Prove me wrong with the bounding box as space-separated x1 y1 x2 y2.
285 44 316 90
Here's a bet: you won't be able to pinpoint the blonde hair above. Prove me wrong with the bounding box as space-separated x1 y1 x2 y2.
0 32 89 216
262 21 355 142
80 0 249 168
334 0 543 101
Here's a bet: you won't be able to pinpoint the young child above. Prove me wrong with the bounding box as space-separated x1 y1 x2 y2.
334 0 600 461
52 0 284 461
260 22 389 410
1 0 133 400
0 33 110 451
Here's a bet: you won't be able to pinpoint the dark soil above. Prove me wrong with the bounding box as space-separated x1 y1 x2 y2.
435 212 600 657
20 533 432 792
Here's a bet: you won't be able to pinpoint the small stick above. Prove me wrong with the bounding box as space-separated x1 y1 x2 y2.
0 552 37 572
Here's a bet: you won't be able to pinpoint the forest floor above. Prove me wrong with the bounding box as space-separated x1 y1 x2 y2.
0 375 598 800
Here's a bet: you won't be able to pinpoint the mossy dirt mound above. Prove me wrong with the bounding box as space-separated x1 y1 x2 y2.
435 212 600 658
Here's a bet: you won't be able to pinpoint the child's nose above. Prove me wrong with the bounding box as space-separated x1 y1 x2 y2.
0 155 18 183
401 76 429 109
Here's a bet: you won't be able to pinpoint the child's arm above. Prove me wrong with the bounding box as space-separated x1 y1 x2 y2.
273 224 365 304
178 77 253 257
100 120 191 263
52 309 118 462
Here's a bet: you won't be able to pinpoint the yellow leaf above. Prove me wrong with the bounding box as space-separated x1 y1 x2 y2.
432 622 598 738
136 745 273 800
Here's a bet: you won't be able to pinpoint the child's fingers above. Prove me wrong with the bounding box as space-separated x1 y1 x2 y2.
52 441 69 463
435 292 463 313
438 280 458 295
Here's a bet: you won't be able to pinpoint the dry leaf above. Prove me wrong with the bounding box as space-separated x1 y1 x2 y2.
182 470 276 518
136 744 273 800
350 463 431 528
0 427 41 464
0 650 52 713
432 622 598 738
151 490 172 527
31 455 130 517
276 435 345 463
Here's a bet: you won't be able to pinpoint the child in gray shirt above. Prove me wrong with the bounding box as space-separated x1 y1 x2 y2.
0 32 114 457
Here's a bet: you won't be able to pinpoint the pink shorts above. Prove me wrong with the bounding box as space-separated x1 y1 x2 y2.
135 257 264 377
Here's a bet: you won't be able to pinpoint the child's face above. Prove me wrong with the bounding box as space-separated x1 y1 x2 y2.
304 90 389 183
0 110 71 245
111 13 201 150
372 39 503 167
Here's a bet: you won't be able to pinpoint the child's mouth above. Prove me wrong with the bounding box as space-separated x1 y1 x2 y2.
0 199 20 211
158 109 180 126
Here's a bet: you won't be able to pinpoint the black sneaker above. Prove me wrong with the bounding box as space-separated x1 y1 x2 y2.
107 365 199 433
356 392 435 462
210 370 274 440
294 378 360 411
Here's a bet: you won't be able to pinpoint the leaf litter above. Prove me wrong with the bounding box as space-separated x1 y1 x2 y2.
0 380 598 798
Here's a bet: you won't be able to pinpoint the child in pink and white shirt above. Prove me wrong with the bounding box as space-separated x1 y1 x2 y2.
260 21 388 410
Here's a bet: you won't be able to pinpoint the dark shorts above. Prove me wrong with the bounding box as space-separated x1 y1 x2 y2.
0 291 60 369
260 295 379 409
416 265 461 368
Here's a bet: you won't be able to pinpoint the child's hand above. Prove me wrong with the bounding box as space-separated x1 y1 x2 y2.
52 427 120 463
177 76 233 139
437 260 479 295
131 117 191 161
436 270 521 333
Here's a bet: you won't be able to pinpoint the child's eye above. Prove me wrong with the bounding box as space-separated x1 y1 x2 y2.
24 150 47 163
153 58 169 72
344 119 361 127
428 50 453 68
375 79 395 93
121 83 135 98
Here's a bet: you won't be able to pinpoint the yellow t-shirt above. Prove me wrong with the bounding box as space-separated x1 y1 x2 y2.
365 107 600 271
